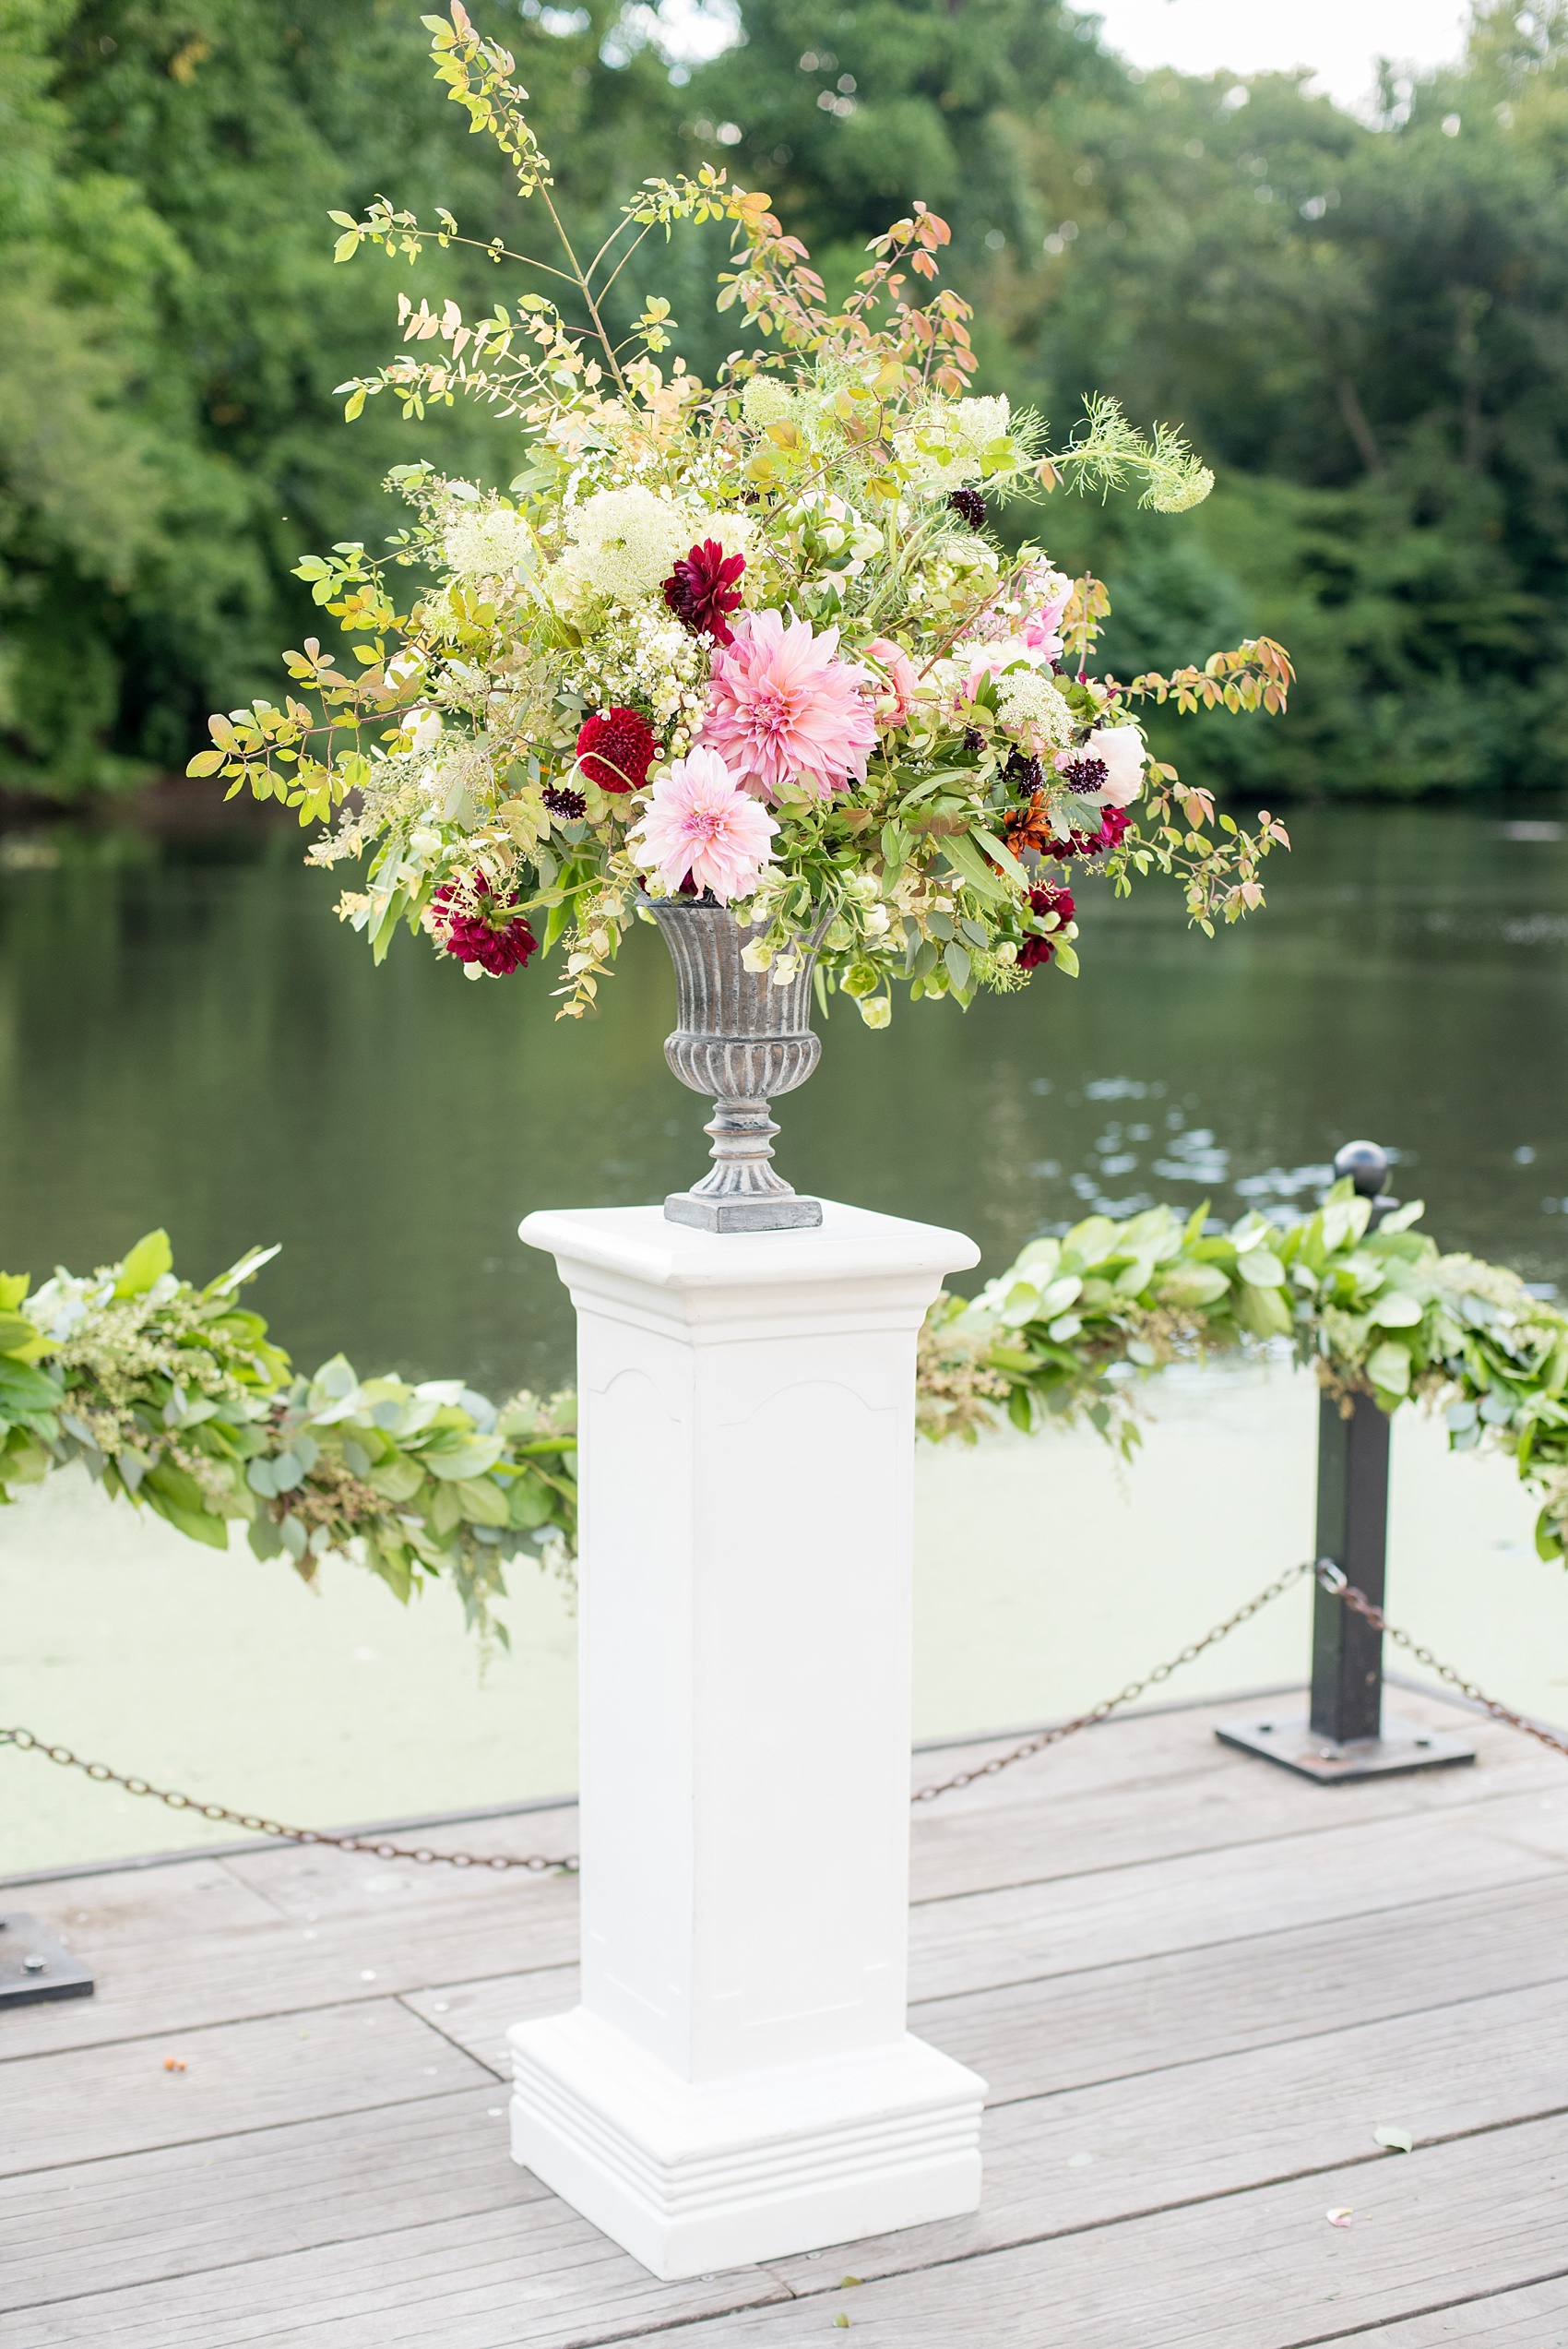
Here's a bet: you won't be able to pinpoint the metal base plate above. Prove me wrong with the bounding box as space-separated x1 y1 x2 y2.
1216 1711 1477 1783
663 1192 824 1233
1 1912 94 2007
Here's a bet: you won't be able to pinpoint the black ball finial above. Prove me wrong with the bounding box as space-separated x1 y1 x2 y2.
1334 1139 1389 1199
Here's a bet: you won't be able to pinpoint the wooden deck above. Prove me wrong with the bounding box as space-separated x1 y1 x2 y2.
6 1683 1568 2347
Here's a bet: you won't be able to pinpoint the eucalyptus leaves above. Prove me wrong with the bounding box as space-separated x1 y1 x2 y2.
928 1180 1568 1564
0 1232 576 1644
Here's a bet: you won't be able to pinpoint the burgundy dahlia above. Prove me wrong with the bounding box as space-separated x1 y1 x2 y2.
542 783 587 820
947 488 987 532
662 538 746 646
433 877 538 977
1058 752 1109 797
1018 935 1057 970
576 706 658 794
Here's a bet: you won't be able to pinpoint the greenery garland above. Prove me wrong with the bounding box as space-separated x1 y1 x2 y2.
921 1179 1568 1563
5 1185 1564 1643
0 1233 576 1645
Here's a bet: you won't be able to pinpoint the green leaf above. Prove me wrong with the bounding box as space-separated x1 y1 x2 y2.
114 1230 173 1298
1367 1291 1423 1328
455 1474 511 1528
1367 1340 1413 1397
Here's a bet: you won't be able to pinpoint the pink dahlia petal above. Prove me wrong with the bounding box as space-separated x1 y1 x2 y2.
698 611 876 802
629 746 778 903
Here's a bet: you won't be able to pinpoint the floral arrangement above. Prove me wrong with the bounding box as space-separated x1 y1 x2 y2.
0 1234 576 1643
928 1181 1568 1563
191 5 1291 1025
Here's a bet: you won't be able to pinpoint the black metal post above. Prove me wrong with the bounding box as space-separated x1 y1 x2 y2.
1309 1388 1390 1741
1217 1139 1476 1783
1310 1140 1395 1745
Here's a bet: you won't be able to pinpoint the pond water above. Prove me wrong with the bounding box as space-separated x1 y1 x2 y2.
1 795 1564 1389
5 793 1567 1867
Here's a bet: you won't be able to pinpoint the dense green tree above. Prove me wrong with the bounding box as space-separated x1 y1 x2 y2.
1 0 690 791
6 0 1568 800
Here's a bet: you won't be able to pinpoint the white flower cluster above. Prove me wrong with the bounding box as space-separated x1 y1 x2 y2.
563 601 707 736
997 668 1074 750
561 484 690 602
742 377 798 427
442 506 537 581
895 392 1016 490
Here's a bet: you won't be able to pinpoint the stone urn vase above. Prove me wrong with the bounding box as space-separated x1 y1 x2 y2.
647 898 823 1232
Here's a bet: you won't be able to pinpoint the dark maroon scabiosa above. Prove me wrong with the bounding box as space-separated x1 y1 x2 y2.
576 706 658 794
1058 752 1109 796
1004 748 1044 796
962 725 986 755
662 538 746 646
542 783 587 820
947 487 987 532
432 876 538 977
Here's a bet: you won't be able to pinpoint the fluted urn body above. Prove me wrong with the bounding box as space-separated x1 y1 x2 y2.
648 900 823 1232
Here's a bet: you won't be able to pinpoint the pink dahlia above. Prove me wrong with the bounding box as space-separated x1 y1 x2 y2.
629 747 778 903
698 611 876 801
866 635 920 725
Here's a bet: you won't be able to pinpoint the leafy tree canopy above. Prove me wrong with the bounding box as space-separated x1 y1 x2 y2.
6 0 1568 799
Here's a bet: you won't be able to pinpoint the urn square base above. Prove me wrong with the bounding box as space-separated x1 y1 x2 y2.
509 2008 987 2280
662 1190 825 1233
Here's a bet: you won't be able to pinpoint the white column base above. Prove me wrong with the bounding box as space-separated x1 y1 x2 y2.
509 2009 985 2281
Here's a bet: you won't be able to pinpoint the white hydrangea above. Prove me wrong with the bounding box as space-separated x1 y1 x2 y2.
952 395 1011 455
742 377 798 426
442 507 537 580
998 669 1073 749
564 484 691 602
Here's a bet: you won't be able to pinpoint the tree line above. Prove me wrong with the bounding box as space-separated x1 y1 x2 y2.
3 0 1564 801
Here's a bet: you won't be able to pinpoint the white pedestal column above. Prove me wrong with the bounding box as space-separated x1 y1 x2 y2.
511 1200 987 2281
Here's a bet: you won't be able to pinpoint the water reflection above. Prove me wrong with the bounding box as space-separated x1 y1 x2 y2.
1 797 1564 1394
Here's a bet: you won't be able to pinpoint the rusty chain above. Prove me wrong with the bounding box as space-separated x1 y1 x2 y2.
7 1556 1562 1867
911 1556 1318 1802
0 1728 575 1873
1316 1561 1568 1762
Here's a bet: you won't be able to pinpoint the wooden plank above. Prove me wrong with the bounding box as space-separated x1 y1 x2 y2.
907 1783 1568 2001
0 1871 581 2060
406 1873 1568 2106
215 1803 582 1922
6 2202 792 2348
15 1960 1564 2325
1337 2275 1568 2343
762 1975 1568 2291
690 2115 1568 2349
13 1735 1562 2061
8 1854 286 1944
3 1997 497 2176
906 1699 1552 1906
0 2090 543 2310
18 2105 1568 2346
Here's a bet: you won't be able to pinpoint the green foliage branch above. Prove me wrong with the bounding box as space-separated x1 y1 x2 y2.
921 1180 1568 1563
0 1231 576 1644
